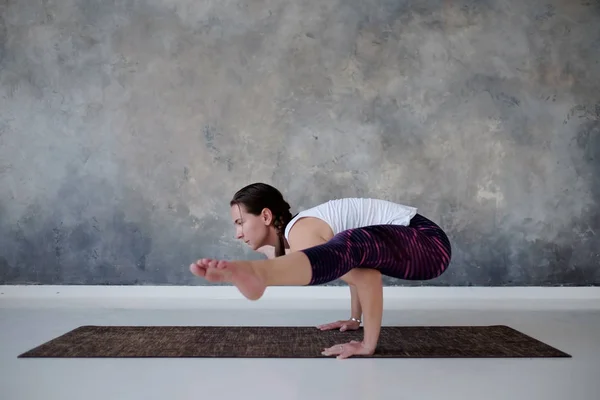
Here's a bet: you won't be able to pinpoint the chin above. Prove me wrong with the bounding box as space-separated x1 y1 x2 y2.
254 242 272 250
249 243 263 251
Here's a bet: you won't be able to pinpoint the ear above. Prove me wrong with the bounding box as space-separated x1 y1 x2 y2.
261 208 274 225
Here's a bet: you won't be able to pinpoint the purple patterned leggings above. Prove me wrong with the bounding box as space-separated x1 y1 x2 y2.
300 214 452 285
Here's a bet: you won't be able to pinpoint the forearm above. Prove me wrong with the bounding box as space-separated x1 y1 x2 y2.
354 271 383 351
349 284 362 320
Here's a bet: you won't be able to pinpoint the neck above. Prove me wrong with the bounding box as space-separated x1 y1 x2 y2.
267 229 281 247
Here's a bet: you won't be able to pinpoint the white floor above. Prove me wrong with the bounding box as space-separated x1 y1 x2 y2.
1 286 600 400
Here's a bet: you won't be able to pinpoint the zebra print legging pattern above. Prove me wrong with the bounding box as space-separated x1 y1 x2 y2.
300 213 452 285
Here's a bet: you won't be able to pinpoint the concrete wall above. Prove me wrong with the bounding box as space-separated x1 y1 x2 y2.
1 0 599 286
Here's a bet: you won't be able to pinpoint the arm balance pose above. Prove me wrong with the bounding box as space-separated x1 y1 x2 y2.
190 183 452 359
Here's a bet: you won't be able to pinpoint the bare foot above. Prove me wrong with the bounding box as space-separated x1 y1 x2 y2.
189 263 206 277
193 260 266 301
189 258 214 278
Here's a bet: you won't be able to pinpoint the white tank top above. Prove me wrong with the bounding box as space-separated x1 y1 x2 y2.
284 198 417 239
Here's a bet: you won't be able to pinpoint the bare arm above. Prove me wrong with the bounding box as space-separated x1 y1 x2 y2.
287 222 378 347
287 222 329 253
353 269 383 352
317 278 364 332
349 284 362 321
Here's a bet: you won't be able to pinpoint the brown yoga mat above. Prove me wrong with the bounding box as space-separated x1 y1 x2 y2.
18 325 570 358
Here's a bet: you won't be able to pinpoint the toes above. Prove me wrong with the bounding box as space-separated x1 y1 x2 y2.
189 263 206 277
205 268 221 282
191 259 235 279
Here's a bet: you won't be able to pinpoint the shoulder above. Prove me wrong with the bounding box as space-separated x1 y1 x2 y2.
287 217 329 252
283 201 326 238
285 200 336 252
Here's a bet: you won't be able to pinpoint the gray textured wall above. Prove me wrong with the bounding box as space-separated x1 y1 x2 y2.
1 0 599 286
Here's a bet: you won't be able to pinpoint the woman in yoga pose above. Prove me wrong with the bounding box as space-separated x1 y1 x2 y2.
190 183 452 359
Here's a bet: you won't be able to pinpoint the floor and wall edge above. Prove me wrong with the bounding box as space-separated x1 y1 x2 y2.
1 285 599 310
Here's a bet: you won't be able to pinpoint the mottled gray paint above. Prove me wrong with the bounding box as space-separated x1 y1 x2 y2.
1 0 599 286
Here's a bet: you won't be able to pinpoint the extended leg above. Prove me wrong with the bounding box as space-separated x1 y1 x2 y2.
190 226 387 299
190 219 451 300
190 251 314 300
189 227 379 300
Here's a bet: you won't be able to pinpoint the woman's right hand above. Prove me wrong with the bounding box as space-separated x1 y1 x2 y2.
317 319 361 332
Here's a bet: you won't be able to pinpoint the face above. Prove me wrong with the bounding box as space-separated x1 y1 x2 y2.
230 203 275 250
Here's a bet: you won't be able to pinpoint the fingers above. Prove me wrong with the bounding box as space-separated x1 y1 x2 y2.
321 344 343 357
336 343 355 359
337 348 353 359
316 321 343 330
341 322 361 331
317 320 360 331
321 342 360 359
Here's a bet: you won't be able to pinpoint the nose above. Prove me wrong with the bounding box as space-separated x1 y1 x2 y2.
235 227 243 240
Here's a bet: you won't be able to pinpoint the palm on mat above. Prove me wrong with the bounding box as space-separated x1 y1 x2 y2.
318 319 367 358
322 340 375 359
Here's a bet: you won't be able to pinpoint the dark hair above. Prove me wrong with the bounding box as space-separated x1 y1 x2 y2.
230 183 294 257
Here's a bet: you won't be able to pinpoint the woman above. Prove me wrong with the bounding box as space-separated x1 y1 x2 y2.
190 183 452 359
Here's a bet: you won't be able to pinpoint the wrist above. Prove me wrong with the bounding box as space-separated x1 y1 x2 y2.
362 331 379 351
361 340 377 352
350 317 361 324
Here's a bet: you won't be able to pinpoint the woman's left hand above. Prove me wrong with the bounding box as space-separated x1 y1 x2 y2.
321 340 375 359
